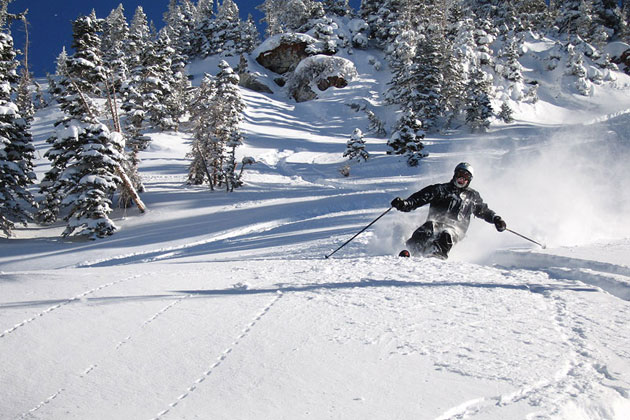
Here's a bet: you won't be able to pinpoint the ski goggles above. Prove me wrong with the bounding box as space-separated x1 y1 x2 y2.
455 170 472 181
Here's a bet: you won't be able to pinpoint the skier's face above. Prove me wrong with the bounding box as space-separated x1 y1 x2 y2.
454 170 471 188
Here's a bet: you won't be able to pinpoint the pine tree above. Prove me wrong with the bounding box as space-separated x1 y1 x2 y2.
47 47 68 99
257 0 324 35
344 128 369 162
257 0 283 37
0 31 36 236
193 0 217 57
121 7 152 146
412 28 447 131
142 30 178 131
566 42 592 95
163 0 197 65
465 68 494 131
384 15 419 105
498 102 514 123
500 37 523 83
16 68 34 122
188 61 246 191
67 10 107 97
125 6 151 75
101 4 129 90
513 0 551 32
60 122 125 239
188 73 216 186
591 0 622 38
323 0 351 17
212 0 240 56
215 60 246 191
554 0 593 41
239 14 260 54
39 14 128 238
40 91 126 237
387 108 427 167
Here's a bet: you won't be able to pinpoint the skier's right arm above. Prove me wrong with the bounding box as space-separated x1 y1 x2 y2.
391 185 436 212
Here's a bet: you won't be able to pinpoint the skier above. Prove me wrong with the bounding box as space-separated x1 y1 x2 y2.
391 162 506 259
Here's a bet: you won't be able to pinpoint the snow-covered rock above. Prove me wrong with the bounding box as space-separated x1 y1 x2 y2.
254 33 323 74
287 55 358 102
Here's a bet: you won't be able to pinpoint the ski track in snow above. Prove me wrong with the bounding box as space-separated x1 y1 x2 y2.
434 284 630 420
0 274 144 339
494 250 630 302
152 291 285 420
18 293 193 418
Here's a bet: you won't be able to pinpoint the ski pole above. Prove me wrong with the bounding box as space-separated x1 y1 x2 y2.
325 207 393 259
506 228 546 249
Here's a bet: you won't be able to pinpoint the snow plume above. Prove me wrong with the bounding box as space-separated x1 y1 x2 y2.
469 118 630 256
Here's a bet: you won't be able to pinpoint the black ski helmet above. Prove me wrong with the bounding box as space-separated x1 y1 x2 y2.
453 162 473 188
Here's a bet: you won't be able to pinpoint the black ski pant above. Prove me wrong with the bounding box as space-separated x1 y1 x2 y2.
406 221 454 258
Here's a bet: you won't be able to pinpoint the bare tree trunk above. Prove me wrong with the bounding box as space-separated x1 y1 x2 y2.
196 143 214 191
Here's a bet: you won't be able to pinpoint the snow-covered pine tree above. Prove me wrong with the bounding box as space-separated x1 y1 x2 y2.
38 50 71 224
358 0 380 38
39 12 111 224
387 108 427 167
47 47 68 99
343 128 369 163
121 7 152 148
188 73 216 186
257 0 324 35
412 26 447 131
214 60 246 191
67 10 107 97
442 3 472 126
101 4 129 91
0 31 36 237
591 0 623 41
210 0 251 57
60 121 125 239
554 0 593 41
386 2 450 132
41 84 126 237
464 67 494 131
39 14 128 238
141 30 178 131
566 42 592 95
102 7 145 209
193 0 217 57
162 0 197 66
513 0 551 33
500 37 523 83
239 14 260 54
364 0 401 48
187 61 246 191
16 67 34 122
384 6 418 105
322 0 351 17
256 0 282 37
498 102 514 123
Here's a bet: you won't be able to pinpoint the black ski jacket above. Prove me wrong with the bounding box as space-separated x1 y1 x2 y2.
398 181 497 236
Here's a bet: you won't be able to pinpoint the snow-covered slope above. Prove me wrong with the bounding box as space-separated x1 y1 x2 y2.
1 45 630 419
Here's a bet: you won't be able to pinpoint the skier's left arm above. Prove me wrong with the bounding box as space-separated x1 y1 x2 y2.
473 196 506 232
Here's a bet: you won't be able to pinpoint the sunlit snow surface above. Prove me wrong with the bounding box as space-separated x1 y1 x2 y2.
2 47 630 419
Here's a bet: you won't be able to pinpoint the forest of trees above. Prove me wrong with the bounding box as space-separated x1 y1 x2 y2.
2 0 630 238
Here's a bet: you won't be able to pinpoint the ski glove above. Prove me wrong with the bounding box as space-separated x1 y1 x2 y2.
493 216 507 232
391 197 406 210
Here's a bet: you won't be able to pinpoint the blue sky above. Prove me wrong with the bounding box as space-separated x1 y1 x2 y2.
8 0 361 77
